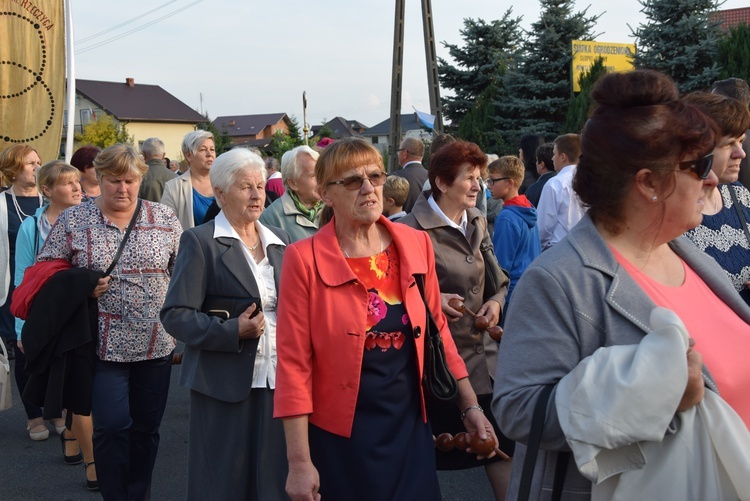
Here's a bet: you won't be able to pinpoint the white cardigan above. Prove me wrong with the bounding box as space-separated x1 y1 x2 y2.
555 307 750 501
161 169 194 230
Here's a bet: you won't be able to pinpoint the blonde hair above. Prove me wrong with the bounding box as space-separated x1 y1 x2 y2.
383 175 409 207
37 160 80 194
488 156 525 186
94 143 148 180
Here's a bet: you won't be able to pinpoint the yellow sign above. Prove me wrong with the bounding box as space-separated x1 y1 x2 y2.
571 40 636 92
1 0 66 162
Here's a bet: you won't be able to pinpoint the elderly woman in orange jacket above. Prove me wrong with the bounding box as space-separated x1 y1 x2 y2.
274 138 497 501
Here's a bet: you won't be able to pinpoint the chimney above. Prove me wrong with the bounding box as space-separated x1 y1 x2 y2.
229 120 235 127
126 78 134 87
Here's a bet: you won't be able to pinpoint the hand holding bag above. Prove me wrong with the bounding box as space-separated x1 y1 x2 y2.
0 337 12 411
416 274 458 404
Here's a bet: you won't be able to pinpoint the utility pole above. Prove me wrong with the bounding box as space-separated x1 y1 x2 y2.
389 0 443 172
389 0 405 173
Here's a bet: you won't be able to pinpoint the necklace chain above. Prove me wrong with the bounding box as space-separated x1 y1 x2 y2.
341 227 384 258
9 186 43 221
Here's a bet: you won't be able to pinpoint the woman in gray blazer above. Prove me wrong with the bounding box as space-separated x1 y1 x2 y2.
161 148 290 501
493 70 750 500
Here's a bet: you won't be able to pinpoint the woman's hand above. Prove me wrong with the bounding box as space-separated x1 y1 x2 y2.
90 276 111 298
462 406 501 460
678 338 705 412
286 461 321 501
16 340 24 354
441 293 464 322
476 300 501 328
238 304 265 340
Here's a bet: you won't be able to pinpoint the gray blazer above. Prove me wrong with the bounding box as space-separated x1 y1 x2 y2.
160 220 289 403
492 214 750 500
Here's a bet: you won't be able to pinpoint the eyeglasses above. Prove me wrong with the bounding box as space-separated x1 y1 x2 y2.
396 148 406 153
486 177 510 187
678 153 713 179
327 172 387 190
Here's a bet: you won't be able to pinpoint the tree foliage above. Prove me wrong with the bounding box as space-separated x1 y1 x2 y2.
197 113 232 155
495 0 599 152
438 12 524 125
633 0 722 93
565 57 608 134
74 114 132 148
718 23 750 81
287 115 304 144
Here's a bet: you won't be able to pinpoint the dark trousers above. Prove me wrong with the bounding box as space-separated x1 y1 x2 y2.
92 354 172 501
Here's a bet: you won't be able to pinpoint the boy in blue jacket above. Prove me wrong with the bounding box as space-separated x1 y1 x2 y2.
487 156 541 313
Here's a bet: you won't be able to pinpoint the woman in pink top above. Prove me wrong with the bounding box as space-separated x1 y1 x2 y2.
494 69 750 500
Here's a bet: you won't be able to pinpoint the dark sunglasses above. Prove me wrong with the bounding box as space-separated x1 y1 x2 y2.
678 153 713 179
486 176 510 187
328 172 387 190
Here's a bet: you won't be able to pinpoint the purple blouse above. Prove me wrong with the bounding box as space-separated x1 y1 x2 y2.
37 200 182 362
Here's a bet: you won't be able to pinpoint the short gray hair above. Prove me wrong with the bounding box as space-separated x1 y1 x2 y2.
280 145 319 186
210 148 266 208
181 130 215 158
141 137 165 159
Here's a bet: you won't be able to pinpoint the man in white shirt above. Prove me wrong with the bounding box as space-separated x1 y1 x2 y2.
536 133 585 250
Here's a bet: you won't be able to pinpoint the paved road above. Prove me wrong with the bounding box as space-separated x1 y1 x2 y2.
0 358 495 500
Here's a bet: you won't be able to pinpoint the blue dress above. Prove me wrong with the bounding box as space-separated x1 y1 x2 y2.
308 244 441 501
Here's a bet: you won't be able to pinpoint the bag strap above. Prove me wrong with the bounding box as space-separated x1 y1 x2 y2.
518 384 570 501
103 199 141 278
728 186 750 245
518 384 555 501
415 274 438 339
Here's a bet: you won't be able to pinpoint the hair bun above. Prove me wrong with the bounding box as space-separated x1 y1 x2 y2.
591 69 679 110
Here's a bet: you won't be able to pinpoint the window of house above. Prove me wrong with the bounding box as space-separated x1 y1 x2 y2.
80 109 93 125
372 136 379 144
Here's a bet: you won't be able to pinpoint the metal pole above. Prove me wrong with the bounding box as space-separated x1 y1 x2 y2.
64 0 76 162
389 0 405 173
303 91 309 146
421 0 443 133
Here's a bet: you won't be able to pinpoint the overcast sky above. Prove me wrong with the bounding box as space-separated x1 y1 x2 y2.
70 0 748 128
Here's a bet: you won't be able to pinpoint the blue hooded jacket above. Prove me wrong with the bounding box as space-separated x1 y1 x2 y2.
492 202 541 306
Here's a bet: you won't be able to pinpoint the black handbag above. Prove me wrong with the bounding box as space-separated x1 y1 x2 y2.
415 274 458 404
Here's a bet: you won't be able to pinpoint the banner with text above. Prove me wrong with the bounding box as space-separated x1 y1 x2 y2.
571 40 635 92
1 0 65 162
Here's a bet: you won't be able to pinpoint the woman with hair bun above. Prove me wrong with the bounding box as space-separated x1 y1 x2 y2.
493 70 750 499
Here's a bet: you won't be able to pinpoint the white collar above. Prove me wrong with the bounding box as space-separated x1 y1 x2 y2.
427 194 467 234
402 160 422 168
213 211 286 249
268 171 282 180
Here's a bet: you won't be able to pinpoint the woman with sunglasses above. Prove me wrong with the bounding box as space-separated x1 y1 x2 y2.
493 70 750 499
275 137 497 501
683 92 750 309
400 140 512 501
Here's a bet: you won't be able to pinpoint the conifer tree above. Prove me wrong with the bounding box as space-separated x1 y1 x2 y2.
718 23 750 81
633 0 721 93
495 0 599 152
565 57 607 134
438 12 523 126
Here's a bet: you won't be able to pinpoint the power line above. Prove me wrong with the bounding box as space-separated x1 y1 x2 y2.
75 0 206 55
75 0 181 44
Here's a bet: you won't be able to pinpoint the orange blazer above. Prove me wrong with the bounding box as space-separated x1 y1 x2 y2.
273 215 468 438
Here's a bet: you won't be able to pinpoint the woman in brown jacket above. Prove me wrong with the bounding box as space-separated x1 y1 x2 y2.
400 140 512 501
